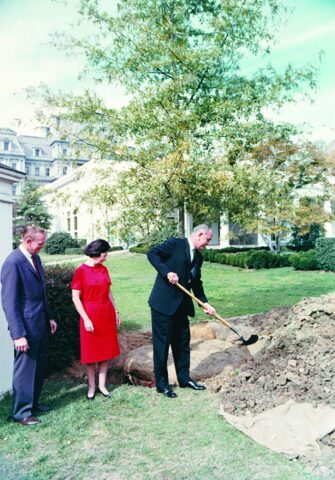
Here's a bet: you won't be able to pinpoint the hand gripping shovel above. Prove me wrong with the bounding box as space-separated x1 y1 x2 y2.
176 282 258 346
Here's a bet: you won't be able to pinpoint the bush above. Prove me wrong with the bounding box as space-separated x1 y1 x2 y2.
316 238 335 271
44 264 80 374
129 243 151 254
76 238 87 248
45 232 79 255
110 246 123 252
65 247 83 255
290 250 319 271
245 250 269 269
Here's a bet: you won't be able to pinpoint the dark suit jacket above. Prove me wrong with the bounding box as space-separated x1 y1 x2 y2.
1 248 51 341
147 237 207 317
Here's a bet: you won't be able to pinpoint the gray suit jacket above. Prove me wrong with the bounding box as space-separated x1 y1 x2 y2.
1 248 51 341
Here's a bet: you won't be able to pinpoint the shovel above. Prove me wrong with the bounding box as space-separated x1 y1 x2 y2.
176 282 258 346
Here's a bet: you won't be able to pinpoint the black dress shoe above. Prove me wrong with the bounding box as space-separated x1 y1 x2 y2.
16 416 41 426
157 387 177 398
87 392 95 401
180 380 206 391
35 404 51 413
98 388 112 398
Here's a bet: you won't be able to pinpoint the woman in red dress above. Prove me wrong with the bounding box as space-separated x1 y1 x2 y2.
71 239 120 399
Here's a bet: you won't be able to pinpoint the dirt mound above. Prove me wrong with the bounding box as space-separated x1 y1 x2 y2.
207 293 335 416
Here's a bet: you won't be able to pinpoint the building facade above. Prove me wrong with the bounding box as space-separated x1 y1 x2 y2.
0 128 89 197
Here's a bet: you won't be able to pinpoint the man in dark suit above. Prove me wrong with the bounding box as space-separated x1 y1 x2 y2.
147 224 215 398
1 225 57 425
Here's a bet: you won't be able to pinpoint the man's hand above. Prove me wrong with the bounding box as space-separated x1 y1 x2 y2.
50 320 58 335
14 336 29 352
202 303 216 316
167 272 179 285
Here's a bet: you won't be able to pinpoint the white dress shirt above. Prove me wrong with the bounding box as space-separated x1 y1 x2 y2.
19 244 35 270
188 237 195 263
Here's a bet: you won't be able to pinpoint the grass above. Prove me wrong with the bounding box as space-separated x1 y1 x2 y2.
1 252 332 479
40 252 85 263
0 380 318 480
108 253 335 330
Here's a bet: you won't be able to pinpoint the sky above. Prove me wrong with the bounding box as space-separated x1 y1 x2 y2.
0 0 334 143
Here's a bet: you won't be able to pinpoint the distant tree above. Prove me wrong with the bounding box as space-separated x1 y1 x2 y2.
14 181 52 246
291 223 325 252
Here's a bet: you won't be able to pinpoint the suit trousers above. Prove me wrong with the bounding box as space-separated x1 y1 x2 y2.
151 300 191 390
12 330 49 420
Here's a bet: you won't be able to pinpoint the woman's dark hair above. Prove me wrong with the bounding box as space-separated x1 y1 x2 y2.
84 239 111 257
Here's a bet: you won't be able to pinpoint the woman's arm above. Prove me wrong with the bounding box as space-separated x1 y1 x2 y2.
109 290 121 327
72 289 94 333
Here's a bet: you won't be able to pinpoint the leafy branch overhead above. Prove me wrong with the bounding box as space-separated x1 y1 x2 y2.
31 0 332 242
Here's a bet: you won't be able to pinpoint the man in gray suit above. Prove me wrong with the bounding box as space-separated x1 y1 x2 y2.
1 225 57 425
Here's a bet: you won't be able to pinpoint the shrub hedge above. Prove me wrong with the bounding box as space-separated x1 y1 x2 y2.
129 243 152 254
64 247 83 255
316 238 335 271
290 250 319 271
202 248 291 269
45 232 79 255
44 264 80 375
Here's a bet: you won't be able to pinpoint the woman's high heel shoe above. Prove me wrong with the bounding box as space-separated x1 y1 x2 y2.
98 388 111 398
87 392 95 401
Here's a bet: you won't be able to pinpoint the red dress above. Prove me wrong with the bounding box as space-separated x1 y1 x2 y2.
71 263 120 364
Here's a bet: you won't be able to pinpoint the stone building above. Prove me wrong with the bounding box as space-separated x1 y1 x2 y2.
0 127 89 197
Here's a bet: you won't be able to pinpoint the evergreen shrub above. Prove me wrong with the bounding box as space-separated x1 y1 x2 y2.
65 247 83 255
45 232 79 255
316 238 335 271
290 250 319 271
129 244 151 254
44 264 80 375
110 246 123 252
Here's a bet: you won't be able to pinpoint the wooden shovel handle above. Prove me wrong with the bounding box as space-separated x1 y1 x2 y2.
175 282 234 331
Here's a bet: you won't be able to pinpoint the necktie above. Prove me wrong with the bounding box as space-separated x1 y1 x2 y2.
31 255 41 278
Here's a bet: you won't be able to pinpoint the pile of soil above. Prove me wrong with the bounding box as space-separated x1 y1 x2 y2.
207 293 335 416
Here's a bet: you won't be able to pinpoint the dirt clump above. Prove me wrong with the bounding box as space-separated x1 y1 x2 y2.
207 293 335 416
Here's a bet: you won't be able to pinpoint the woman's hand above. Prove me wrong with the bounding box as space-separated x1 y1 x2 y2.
84 319 94 333
116 311 121 328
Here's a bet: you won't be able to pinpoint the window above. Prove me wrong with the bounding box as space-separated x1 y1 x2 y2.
63 166 68 175
34 148 41 157
73 209 78 238
25 165 30 175
12 185 17 196
11 162 17 170
35 166 40 176
4 140 10 151
62 148 68 156
67 211 71 232
45 167 50 176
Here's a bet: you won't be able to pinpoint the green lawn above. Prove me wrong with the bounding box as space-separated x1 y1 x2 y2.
108 253 335 330
0 381 317 480
1 252 331 479
40 252 85 263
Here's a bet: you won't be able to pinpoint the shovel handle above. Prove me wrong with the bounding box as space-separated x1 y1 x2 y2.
175 282 234 332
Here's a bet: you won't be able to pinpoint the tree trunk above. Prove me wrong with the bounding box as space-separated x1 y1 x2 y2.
178 205 185 238
274 233 281 254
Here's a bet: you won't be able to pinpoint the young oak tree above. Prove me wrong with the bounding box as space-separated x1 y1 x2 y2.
32 0 327 241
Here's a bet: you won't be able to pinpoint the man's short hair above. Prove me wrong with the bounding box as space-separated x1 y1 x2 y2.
22 225 46 240
192 224 210 234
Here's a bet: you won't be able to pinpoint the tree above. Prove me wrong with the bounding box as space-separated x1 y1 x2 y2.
14 181 52 245
32 0 324 240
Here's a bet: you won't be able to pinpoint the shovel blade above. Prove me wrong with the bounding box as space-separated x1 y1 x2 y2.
241 334 258 346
